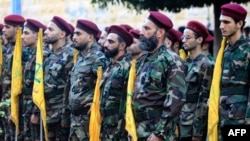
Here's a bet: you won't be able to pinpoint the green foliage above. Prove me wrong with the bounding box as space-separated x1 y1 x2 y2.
91 0 249 13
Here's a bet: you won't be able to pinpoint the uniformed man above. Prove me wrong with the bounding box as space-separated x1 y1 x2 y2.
165 28 183 55
37 16 73 141
100 25 133 141
218 3 250 141
202 32 215 62
179 20 214 141
1 14 25 141
21 18 47 141
97 26 110 53
67 19 108 141
132 11 187 141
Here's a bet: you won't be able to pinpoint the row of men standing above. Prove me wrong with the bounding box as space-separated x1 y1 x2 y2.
0 2 249 141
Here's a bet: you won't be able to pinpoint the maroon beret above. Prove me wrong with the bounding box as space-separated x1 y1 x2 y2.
51 16 71 36
76 19 99 38
68 23 74 35
104 26 110 32
0 24 3 31
148 11 173 31
167 28 182 43
120 24 134 32
205 34 213 43
129 29 140 39
221 3 247 21
108 25 133 46
4 14 25 26
25 19 46 32
186 20 209 39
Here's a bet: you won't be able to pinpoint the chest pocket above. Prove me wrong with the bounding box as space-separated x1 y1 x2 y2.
230 49 249 82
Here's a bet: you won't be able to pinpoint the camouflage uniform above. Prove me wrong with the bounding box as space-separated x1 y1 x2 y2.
22 46 50 140
219 36 250 140
179 53 214 139
207 53 215 63
44 43 73 140
100 55 130 141
67 42 108 141
1 42 29 141
132 45 187 141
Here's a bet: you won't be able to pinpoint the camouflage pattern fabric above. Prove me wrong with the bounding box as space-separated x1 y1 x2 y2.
179 53 214 138
219 36 250 140
100 55 130 141
67 42 108 140
44 43 73 140
132 45 187 141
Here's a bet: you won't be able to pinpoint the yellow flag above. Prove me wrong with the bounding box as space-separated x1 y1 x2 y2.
0 39 2 76
89 66 103 141
207 37 226 141
32 29 48 141
73 49 78 64
125 59 138 141
179 49 187 61
11 27 22 135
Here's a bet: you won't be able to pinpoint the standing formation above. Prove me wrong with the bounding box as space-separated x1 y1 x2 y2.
0 2 249 141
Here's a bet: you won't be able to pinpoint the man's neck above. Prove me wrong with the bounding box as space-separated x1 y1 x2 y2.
52 39 66 52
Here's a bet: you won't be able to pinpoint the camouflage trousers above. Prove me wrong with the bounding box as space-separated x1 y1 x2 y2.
47 122 70 141
219 100 247 141
136 118 178 141
69 114 89 141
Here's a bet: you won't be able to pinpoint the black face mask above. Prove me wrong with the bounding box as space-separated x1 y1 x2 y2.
139 33 158 52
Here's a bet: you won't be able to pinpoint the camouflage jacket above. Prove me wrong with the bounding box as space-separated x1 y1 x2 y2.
44 43 73 124
220 35 250 120
67 42 109 125
100 55 130 134
180 53 214 137
132 45 187 139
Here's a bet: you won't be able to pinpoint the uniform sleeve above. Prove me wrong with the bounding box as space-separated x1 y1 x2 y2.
154 58 187 138
192 63 213 137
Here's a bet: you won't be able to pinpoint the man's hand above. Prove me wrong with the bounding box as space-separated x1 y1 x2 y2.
30 114 39 125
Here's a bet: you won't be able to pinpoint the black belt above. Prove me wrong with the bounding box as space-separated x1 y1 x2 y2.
221 86 249 96
45 89 64 98
101 108 120 117
134 109 162 122
70 107 89 116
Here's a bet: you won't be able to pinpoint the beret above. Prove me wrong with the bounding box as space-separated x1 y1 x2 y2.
76 19 99 38
4 14 25 26
129 29 140 39
108 25 133 46
148 11 173 31
186 20 209 39
68 23 74 35
120 24 134 32
51 16 71 36
167 28 182 43
221 3 247 21
104 26 110 32
25 19 46 32
205 34 214 43
0 24 3 31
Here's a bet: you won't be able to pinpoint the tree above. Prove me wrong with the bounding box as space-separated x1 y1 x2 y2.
91 0 250 57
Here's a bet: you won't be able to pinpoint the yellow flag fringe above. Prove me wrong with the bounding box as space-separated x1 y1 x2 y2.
207 37 226 141
11 28 22 135
32 29 49 141
125 59 138 141
89 67 103 141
